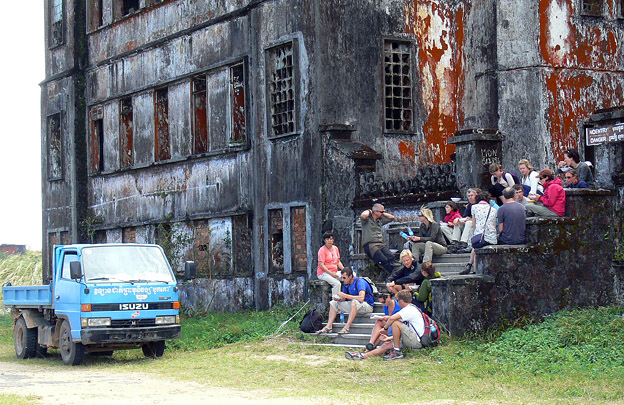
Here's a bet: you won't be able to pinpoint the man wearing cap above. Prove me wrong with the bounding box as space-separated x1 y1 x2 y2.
526 168 566 217
361 203 399 274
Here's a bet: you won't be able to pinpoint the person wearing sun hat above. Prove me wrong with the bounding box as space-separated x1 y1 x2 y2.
403 207 447 266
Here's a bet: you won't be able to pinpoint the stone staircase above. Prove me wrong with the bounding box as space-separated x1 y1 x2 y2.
306 252 471 348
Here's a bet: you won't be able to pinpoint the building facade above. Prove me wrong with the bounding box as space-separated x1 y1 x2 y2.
41 0 624 311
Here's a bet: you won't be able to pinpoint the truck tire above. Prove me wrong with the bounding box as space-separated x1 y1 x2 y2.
142 341 166 358
14 317 37 359
59 321 84 366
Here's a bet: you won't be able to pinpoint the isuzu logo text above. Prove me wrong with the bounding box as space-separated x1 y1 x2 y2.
119 303 149 310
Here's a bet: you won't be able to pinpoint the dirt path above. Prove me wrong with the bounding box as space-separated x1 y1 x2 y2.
0 361 315 404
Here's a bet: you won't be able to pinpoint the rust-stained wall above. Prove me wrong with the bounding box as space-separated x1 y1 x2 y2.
42 0 624 309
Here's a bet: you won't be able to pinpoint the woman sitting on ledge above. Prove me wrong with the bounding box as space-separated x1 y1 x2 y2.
526 168 566 217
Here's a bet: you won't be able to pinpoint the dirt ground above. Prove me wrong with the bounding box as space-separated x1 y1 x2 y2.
0 360 316 404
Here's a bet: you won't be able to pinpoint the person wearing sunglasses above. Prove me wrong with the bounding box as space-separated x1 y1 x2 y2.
563 168 589 189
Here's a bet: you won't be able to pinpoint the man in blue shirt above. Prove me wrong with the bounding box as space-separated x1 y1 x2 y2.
318 267 373 335
564 169 589 188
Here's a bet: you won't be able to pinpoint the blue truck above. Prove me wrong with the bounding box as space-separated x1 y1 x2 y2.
3 243 196 365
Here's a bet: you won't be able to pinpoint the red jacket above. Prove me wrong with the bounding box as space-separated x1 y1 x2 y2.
444 210 462 224
540 177 566 216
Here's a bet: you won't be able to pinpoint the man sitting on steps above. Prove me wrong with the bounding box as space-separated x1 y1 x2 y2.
345 290 424 360
317 267 374 335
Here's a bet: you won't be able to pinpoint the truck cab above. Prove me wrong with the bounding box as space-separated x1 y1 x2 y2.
3 243 194 365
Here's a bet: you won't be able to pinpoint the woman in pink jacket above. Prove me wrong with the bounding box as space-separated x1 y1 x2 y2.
526 168 566 217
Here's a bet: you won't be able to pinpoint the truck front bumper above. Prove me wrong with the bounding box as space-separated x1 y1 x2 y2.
80 325 181 344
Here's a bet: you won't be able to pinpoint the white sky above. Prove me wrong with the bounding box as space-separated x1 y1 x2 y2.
0 4 44 250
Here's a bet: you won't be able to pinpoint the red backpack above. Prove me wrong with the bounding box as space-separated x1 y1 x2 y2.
413 306 440 347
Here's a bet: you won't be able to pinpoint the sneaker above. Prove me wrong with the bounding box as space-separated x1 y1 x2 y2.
383 349 404 361
365 343 376 351
459 263 472 275
345 351 365 360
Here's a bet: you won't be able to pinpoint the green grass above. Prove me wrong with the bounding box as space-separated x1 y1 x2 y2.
0 394 35 405
0 251 43 305
1 305 622 403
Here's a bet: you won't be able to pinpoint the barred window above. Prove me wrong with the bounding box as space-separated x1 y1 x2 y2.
266 42 298 138
384 40 413 133
581 0 603 16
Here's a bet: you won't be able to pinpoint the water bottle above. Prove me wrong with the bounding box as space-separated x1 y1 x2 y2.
399 231 409 240
340 312 345 323
407 225 414 236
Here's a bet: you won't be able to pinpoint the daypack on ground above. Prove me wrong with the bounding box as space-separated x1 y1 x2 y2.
300 309 324 333
413 305 441 347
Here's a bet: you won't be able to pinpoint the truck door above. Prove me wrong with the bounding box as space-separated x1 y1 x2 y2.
54 251 82 341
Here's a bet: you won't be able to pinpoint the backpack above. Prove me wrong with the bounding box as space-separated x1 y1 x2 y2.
300 309 324 333
505 170 521 185
359 276 378 296
412 305 440 347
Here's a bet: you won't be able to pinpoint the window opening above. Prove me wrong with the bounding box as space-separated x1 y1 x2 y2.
154 88 170 161
88 0 103 31
581 0 603 16
122 0 139 16
120 97 134 168
384 41 413 133
619 0 624 17
61 253 78 279
192 76 208 154
230 63 247 143
267 43 296 138
48 113 62 180
268 209 284 273
90 106 104 173
50 0 64 47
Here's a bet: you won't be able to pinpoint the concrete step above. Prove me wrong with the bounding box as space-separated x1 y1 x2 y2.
432 253 471 264
319 322 379 334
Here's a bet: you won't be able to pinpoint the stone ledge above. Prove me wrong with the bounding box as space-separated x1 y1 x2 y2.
475 244 536 255
431 274 495 285
526 216 578 225
565 188 615 196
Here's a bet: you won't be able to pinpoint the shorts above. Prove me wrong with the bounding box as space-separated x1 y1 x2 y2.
397 322 422 349
329 299 373 315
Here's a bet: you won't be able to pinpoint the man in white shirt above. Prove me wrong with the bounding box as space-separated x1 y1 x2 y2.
345 290 424 360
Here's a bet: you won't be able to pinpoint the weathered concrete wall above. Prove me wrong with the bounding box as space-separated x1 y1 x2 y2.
433 189 619 336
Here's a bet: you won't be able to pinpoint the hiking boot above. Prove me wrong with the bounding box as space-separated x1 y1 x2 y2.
459 263 472 275
365 343 376 351
383 349 404 360
345 351 365 360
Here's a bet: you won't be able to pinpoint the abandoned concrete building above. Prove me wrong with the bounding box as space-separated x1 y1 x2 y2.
41 0 624 319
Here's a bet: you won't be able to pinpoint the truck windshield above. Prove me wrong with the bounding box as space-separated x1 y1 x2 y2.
81 245 175 283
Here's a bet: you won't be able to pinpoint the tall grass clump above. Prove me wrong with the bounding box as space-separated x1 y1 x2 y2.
482 306 624 375
0 251 43 305
169 304 304 352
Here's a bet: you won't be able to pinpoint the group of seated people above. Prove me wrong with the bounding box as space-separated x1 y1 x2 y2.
314 148 595 358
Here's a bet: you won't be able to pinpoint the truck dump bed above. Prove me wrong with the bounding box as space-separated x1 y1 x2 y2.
3 285 53 308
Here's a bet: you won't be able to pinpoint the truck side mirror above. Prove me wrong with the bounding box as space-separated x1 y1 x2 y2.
69 261 83 279
184 261 196 280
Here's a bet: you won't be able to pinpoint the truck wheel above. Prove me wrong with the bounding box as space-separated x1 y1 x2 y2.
142 341 166 358
59 321 84 366
14 317 37 359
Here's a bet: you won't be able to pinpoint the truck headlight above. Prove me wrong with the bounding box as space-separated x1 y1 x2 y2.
155 315 178 325
81 317 111 327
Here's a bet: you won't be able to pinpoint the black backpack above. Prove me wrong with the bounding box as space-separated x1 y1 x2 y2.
300 309 324 333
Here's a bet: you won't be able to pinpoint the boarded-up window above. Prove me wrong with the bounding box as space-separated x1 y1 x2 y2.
192 77 208 154
90 106 104 173
383 40 413 133
266 42 298 138
230 63 246 143
122 227 136 243
581 0 603 15
193 218 233 277
48 113 62 180
120 97 134 167
88 0 103 31
290 206 307 273
49 0 64 48
154 88 170 161
192 62 246 154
